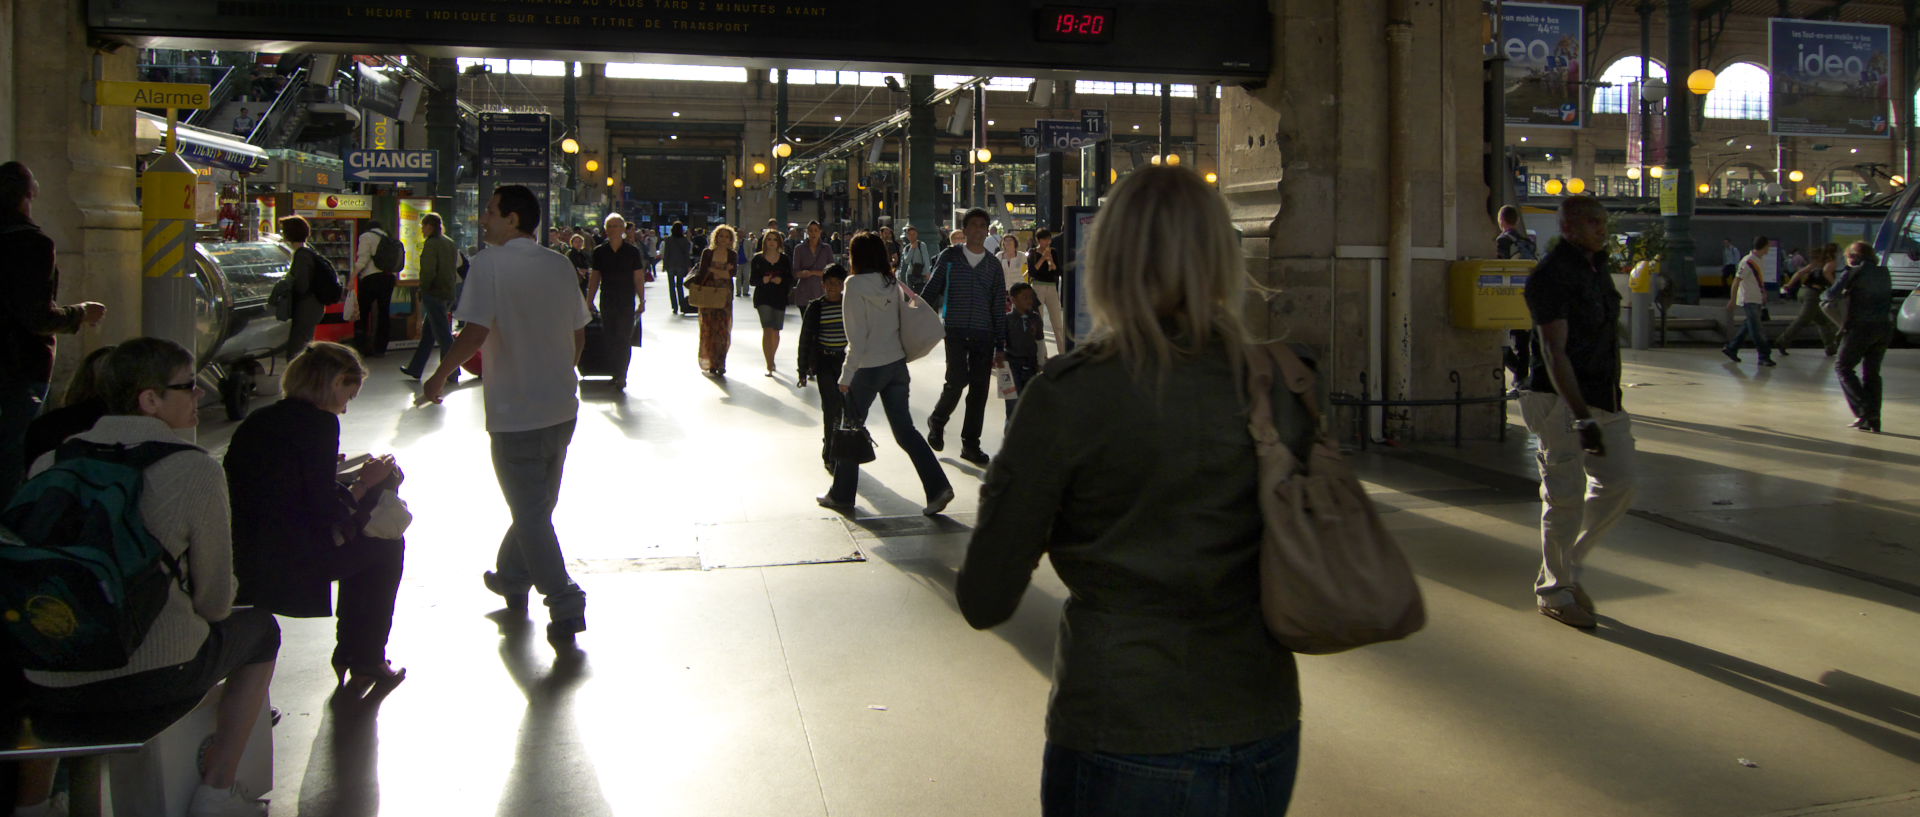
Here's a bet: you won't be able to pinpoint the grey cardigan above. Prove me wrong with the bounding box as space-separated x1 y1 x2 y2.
958 344 1315 754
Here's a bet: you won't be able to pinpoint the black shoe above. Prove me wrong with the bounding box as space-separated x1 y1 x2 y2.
398 366 422 379
927 425 945 451
1721 348 1740 363
960 447 991 467
1758 357 1777 367
923 487 955 516
611 379 626 391
1776 347 1790 356
547 616 586 648
482 571 529 613
816 493 855 512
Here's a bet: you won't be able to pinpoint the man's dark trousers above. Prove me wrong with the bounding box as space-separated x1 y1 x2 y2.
929 328 995 448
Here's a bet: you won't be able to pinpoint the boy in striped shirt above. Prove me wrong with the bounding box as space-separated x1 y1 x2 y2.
798 265 850 473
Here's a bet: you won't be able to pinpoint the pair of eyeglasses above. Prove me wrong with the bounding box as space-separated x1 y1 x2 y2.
163 381 198 392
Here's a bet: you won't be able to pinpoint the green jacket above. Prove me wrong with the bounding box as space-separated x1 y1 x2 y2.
418 233 459 302
957 342 1317 754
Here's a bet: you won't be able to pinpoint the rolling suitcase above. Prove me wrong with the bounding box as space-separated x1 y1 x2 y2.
577 318 618 379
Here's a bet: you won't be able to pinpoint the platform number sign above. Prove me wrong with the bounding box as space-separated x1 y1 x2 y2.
1080 109 1107 135
1021 128 1040 149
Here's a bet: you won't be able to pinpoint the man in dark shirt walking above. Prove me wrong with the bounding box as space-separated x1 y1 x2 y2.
587 213 646 390
1520 195 1634 630
920 207 1008 466
1 161 107 504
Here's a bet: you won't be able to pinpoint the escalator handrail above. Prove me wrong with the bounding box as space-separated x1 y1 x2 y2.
183 63 244 128
246 66 309 146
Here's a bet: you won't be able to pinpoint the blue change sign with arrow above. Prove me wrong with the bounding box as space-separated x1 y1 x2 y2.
345 149 437 182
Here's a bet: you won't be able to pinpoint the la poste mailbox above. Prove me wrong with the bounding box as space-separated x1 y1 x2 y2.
1449 259 1534 330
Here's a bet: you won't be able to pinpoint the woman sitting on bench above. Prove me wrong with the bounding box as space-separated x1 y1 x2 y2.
16 337 280 817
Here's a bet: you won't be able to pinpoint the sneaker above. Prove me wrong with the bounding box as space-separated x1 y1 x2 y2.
186 782 263 817
482 571 529 613
1570 584 1596 616
923 487 955 517
546 615 586 649
1758 357 1777 367
1539 601 1597 630
1720 348 1740 363
959 447 991 467
926 425 945 451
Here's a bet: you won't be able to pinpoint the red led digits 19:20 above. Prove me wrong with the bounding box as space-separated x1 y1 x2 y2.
1055 13 1106 35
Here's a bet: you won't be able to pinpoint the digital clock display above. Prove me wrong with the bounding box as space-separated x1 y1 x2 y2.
1036 6 1115 43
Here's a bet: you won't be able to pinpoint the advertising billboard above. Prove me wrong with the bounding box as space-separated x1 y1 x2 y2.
1770 18 1892 138
1499 3 1584 129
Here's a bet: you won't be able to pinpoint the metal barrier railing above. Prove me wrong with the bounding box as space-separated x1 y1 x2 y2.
1330 369 1512 450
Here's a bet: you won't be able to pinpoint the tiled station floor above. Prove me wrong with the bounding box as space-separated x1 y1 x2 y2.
188 285 1920 816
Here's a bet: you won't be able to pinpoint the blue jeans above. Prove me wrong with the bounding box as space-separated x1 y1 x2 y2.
405 294 456 377
0 381 51 507
828 359 952 504
1724 302 1772 360
1041 727 1301 817
489 419 585 617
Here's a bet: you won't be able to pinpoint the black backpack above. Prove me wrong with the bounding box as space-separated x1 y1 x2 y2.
370 231 405 275
306 248 344 306
0 441 196 671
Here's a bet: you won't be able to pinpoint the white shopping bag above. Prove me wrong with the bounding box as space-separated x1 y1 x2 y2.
992 362 1018 400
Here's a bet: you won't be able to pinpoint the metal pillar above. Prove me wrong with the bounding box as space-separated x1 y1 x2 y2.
970 84 986 209
1664 0 1698 304
1159 82 1173 162
907 75 937 233
1638 2 1652 198
425 58 460 233
775 69 789 227
562 59 578 225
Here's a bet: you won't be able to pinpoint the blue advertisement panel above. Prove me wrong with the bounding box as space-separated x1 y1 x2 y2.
1769 19 1892 138
1499 2 1584 129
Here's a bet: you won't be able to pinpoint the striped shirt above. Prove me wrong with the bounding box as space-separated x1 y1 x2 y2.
818 302 846 350
920 246 1008 348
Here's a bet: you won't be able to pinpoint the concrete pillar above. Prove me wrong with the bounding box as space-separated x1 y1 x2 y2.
742 114 773 230
1570 130 1598 190
8 0 141 387
1222 0 1495 443
906 74 938 235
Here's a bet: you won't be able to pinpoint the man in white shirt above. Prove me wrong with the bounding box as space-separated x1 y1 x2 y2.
421 185 593 646
352 220 400 357
1722 235 1776 367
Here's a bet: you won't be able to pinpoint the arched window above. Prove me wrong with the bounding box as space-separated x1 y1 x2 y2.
1592 57 1665 115
1703 62 1770 120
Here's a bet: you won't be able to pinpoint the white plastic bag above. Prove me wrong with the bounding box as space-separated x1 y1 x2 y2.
992 362 1018 400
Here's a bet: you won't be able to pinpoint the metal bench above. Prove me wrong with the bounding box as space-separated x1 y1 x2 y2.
1 694 204 817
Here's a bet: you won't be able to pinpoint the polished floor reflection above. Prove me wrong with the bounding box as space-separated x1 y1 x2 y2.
185 291 1920 817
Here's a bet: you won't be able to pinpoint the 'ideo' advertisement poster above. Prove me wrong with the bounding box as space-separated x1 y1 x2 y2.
1770 18 1892 138
1499 3 1584 129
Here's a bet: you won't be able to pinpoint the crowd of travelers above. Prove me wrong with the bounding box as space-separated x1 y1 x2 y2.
0 149 1906 817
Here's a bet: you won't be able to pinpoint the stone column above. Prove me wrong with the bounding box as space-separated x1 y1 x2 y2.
9 0 141 387
1222 0 1496 443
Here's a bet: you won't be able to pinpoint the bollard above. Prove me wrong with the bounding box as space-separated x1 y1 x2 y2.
141 110 200 355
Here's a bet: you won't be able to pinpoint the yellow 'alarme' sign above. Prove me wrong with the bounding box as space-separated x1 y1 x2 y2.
95 81 212 110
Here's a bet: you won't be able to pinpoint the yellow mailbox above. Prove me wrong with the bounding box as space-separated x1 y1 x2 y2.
1449 259 1535 330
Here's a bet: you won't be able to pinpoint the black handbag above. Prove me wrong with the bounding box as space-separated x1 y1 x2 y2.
830 418 877 465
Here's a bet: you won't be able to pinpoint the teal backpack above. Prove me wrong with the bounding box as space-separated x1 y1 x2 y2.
0 440 195 672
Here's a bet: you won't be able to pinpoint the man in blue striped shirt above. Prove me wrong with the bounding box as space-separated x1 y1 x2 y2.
919 207 1008 466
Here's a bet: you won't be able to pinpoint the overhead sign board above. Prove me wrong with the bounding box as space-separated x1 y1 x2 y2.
1497 2 1583 129
479 112 550 185
96 80 212 109
1769 18 1892 138
87 1 1271 81
346 149 437 182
